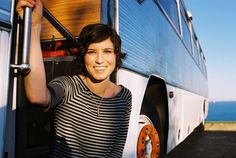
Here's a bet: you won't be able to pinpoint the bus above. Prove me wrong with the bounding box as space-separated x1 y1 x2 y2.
0 0 208 157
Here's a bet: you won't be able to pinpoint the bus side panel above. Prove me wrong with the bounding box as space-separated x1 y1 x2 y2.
166 85 207 153
118 0 208 155
0 1 12 156
0 0 19 157
117 69 148 158
118 0 208 97
0 29 11 157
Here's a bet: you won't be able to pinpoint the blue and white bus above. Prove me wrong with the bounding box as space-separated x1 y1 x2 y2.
0 0 208 157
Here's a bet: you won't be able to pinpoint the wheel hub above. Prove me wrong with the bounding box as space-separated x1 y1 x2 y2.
137 124 160 158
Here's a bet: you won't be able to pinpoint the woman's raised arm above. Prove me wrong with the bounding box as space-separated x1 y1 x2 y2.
16 0 50 106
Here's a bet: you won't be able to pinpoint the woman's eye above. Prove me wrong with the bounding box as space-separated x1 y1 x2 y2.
104 50 113 54
87 50 96 54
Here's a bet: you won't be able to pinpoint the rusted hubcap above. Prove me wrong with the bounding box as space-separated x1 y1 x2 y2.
137 124 160 158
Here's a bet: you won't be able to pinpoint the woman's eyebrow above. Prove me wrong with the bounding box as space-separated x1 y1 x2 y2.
87 48 114 50
103 48 114 50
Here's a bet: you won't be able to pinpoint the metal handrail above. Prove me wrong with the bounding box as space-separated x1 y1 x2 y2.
11 7 31 74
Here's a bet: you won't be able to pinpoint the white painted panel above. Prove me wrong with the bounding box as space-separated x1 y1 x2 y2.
166 85 208 153
117 69 148 158
117 69 208 155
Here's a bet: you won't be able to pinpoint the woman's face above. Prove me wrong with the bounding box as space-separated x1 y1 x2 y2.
84 38 116 82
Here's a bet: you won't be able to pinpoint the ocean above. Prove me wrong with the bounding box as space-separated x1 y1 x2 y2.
206 101 236 122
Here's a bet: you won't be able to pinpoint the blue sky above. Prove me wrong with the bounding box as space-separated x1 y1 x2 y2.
185 0 236 101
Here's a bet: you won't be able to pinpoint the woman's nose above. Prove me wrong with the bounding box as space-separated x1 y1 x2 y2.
95 52 104 64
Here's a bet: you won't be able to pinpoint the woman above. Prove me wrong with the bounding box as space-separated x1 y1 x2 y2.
16 0 132 157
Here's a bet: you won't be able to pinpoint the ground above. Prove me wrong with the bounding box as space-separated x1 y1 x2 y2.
166 123 236 158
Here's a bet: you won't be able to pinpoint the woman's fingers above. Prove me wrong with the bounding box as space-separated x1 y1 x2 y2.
31 0 43 25
16 0 43 25
16 0 36 19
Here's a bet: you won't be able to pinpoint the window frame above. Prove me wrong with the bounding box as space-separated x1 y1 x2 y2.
157 0 181 34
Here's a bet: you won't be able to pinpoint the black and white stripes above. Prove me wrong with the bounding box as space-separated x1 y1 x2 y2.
48 75 132 158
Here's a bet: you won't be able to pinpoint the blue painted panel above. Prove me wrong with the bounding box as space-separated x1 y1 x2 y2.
0 106 7 157
0 0 11 23
119 0 208 97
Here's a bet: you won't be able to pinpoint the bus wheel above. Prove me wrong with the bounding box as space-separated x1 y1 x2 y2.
137 115 161 158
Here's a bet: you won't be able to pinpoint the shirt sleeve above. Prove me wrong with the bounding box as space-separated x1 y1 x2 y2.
44 77 65 111
111 88 132 156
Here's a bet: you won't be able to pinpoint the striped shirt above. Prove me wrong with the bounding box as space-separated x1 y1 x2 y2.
47 75 132 158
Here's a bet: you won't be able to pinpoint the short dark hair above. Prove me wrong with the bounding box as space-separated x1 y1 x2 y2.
76 23 125 76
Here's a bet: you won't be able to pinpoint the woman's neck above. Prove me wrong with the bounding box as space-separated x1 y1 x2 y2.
82 76 110 97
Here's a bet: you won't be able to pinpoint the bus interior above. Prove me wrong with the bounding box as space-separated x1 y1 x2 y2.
16 1 104 157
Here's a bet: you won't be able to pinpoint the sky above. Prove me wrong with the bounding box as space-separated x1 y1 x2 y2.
185 0 236 101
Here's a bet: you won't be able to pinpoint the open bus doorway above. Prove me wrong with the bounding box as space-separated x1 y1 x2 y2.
13 1 114 157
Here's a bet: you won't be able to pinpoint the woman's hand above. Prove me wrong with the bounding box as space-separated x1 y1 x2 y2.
16 0 43 26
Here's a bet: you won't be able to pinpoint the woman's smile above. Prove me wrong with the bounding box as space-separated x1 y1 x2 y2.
94 66 107 70
84 38 116 81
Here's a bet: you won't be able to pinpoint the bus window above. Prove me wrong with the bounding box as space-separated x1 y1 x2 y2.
159 0 180 33
193 34 200 65
180 2 192 52
200 48 208 78
203 55 207 77
199 48 204 72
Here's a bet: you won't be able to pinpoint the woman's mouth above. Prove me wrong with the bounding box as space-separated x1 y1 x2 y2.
94 66 107 71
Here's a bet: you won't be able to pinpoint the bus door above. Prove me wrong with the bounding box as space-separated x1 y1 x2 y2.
0 0 21 157
11 5 79 158
2 1 51 157
3 1 104 158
